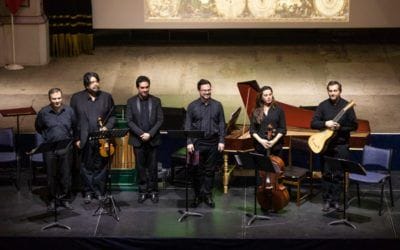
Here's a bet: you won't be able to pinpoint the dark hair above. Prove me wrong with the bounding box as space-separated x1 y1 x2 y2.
197 79 211 90
83 72 100 88
254 85 276 124
136 75 151 88
48 87 62 98
327 80 342 92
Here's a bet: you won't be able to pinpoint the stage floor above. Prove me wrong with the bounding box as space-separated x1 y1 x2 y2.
0 173 399 240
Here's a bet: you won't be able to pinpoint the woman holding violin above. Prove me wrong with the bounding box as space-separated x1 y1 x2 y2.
250 85 289 212
250 86 286 157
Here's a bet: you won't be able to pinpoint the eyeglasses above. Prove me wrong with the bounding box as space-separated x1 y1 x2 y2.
200 89 211 92
89 80 98 84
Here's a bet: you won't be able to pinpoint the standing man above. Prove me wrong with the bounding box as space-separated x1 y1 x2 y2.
185 79 225 208
127 76 164 204
35 88 76 211
70 72 115 204
311 81 358 212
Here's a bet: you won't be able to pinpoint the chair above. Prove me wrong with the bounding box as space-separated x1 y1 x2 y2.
28 133 45 191
349 145 394 216
282 137 314 206
0 127 19 190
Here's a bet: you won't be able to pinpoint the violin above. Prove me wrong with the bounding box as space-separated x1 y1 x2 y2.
256 123 289 212
97 117 115 158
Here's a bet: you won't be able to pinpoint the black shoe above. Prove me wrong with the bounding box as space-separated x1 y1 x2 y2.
333 202 344 212
322 202 330 212
191 196 202 208
138 193 147 203
94 192 104 200
47 201 55 212
97 195 105 201
204 196 215 208
150 193 159 203
84 194 92 204
62 201 74 210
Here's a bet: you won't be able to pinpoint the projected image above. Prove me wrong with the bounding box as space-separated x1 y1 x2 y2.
145 0 349 22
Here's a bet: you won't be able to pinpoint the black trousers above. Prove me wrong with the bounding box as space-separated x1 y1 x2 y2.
321 144 350 203
44 145 73 201
80 140 108 196
71 148 82 194
135 144 158 194
192 141 221 197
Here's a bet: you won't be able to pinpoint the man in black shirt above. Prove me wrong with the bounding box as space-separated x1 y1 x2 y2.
311 81 358 212
70 72 115 204
127 76 163 203
185 79 225 208
35 88 76 211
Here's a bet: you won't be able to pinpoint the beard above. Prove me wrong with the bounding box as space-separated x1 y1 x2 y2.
139 92 149 100
87 86 100 96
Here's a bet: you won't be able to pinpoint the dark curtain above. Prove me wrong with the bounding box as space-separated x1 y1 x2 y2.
43 0 93 57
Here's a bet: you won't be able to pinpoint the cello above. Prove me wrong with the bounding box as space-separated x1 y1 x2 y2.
256 124 290 212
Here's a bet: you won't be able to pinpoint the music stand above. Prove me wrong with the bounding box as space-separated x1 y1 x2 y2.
90 128 129 221
324 156 367 229
235 152 277 226
27 139 72 231
0 106 36 190
161 130 205 222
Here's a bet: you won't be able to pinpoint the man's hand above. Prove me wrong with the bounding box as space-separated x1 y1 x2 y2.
75 140 81 149
140 133 151 141
325 120 340 130
218 143 225 152
187 144 195 154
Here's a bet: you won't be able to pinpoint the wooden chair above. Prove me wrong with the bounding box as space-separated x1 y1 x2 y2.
282 137 314 206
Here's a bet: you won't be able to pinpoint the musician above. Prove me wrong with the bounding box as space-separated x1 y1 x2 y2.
311 81 358 212
185 79 225 208
250 86 287 157
127 76 164 203
70 72 115 204
35 88 76 211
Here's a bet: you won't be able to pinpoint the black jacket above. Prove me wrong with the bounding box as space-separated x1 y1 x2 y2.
126 94 164 147
311 97 358 146
70 90 115 148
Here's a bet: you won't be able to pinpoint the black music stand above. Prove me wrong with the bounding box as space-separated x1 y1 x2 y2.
27 139 72 231
161 130 205 222
0 107 36 190
90 128 129 222
235 152 278 226
324 156 367 229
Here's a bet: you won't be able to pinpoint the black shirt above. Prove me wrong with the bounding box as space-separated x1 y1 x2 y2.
35 105 76 143
250 104 287 153
140 98 151 132
185 98 225 145
311 98 358 146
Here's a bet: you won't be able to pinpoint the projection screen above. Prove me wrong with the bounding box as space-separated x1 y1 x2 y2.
92 0 400 29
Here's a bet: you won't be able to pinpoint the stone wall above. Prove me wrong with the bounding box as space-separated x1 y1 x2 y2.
0 44 399 133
